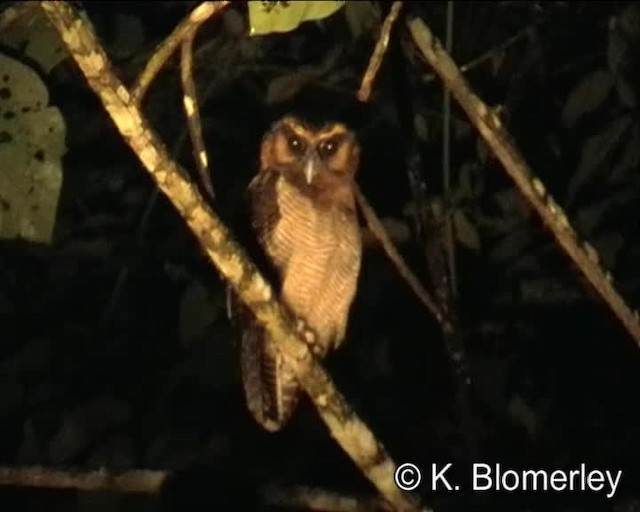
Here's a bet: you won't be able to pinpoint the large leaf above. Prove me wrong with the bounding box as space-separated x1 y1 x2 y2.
248 1 345 36
0 53 66 244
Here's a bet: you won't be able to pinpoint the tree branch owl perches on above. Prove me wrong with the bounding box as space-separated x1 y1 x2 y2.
229 116 363 431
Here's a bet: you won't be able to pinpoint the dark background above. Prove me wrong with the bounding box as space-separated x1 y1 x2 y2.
0 1 639 510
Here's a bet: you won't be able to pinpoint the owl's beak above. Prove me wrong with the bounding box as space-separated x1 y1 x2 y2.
304 154 318 184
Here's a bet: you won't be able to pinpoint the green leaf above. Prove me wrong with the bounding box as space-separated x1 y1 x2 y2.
248 1 345 36
0 54 66 244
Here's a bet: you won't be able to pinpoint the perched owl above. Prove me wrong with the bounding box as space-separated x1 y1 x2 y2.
229 116 362 432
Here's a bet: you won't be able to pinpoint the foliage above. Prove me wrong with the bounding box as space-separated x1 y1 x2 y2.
248 0 345 36
0 53 65 243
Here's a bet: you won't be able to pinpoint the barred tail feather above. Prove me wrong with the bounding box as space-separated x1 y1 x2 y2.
240 321 300 432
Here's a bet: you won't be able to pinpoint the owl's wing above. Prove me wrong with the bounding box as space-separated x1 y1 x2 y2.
227 284 300 431
247 169 281 255
228 169 301 431
226 169 281 326
239 313 300 431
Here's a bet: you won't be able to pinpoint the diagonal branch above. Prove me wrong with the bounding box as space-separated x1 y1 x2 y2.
357 1 403 102
39 2 423 511
354 1 450 331
131 1 230 104
407 16 640 347
355 188 451 331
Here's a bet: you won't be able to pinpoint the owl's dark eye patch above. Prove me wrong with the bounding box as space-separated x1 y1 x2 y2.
287 133 306 155
318 136 342 159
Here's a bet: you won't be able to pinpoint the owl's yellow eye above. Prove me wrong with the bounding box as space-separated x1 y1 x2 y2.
287 135 306 155
318 138 339 158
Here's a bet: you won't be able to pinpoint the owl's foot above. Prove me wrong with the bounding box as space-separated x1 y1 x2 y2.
295 319 322 357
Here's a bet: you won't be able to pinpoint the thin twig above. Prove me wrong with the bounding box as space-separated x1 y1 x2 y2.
442 1 456 298
40 3 422 510
131 1 230 104
181 29 215 200
459 27 527 74
408 16 640 347
355 188 451 332
357 1 403 102
355 1 449 331
421 25 530 84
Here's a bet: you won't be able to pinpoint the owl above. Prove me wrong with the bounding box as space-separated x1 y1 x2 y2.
229 116 363 432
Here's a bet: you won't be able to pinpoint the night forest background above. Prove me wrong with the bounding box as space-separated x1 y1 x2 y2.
0 1 639 511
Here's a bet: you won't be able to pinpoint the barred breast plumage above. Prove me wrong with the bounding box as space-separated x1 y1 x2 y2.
232 116 362 431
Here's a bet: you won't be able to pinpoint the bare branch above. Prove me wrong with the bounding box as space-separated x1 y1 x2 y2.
355 188 451 332
131 1 230 104
181 29 215 200
357 1 403 102
0 466 166 494
408 16 640 347
355 1 449 332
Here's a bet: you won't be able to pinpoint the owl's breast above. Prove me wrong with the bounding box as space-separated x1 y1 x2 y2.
267 177 361 346
268 179 360 266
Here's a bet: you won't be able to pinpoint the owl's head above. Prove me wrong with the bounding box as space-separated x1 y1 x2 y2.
260 116 360 192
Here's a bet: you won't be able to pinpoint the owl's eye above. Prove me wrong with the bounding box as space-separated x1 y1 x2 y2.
287 135 306 155
318 138 339 158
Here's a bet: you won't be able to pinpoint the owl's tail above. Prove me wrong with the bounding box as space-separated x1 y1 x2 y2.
240 321 301 432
